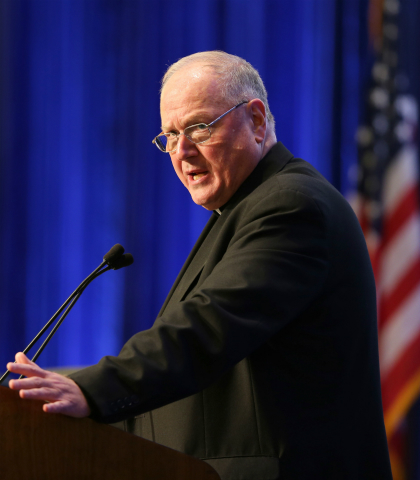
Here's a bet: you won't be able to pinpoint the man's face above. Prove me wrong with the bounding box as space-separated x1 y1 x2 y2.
160 66 263 210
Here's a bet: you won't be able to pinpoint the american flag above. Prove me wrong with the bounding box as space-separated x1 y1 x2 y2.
351 1 420 478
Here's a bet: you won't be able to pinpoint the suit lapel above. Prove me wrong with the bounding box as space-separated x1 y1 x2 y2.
164 211 230 307
158 212 219 316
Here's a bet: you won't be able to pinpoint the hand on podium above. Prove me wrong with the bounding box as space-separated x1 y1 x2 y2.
7 352 91 418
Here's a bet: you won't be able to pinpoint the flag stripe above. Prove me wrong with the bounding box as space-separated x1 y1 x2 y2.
382 186 419 249
380 256 420 328
382 145 418 215
383 367 420 437
380 214 420 295
381 330 420 409
379 284 420 376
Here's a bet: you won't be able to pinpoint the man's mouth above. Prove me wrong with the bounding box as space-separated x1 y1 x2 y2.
192 173 206 181
187 170 208 182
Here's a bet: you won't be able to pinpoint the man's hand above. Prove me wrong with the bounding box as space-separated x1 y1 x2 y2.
7 352 91 418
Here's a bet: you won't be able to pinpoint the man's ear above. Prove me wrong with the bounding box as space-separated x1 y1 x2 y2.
248 99 267 144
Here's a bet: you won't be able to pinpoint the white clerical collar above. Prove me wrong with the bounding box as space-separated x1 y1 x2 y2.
214 209 222 216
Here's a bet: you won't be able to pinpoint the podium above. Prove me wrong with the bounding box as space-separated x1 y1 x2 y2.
0 386 220 479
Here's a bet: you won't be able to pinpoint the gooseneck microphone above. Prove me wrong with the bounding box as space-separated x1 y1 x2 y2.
0 244 134 383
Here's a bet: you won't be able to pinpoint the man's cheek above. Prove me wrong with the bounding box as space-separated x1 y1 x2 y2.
173 165 187 186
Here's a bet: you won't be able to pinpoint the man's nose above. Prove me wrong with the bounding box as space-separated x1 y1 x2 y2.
176 134 198 159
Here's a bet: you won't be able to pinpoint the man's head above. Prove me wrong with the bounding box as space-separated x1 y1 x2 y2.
159 51 277 211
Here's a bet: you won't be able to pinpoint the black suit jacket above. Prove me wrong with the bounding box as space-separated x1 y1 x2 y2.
71 143 392 480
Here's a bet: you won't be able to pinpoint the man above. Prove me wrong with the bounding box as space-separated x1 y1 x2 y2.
8 51 392 479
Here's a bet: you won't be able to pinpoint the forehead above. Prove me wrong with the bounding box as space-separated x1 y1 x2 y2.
160 66 227 127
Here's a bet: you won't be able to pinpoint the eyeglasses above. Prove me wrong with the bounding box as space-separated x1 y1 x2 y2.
152 101 248 153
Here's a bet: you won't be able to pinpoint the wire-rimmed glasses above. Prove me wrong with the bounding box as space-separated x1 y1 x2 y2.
152 101 248 153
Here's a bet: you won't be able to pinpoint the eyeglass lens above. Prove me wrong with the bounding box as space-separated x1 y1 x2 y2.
159 124 211 152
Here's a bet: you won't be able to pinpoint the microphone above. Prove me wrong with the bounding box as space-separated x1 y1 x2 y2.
103 243 125 262
109 253 134 270
0 244 134 383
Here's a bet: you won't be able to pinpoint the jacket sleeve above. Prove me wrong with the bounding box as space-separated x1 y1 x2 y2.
70 186 330 423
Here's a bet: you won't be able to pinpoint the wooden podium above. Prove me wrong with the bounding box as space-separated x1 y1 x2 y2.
0 386 220 479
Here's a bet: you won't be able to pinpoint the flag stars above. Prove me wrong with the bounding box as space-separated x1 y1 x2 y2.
383 23 399 41
395 95 418 123
370 87 390 109
382 49 398 67
356 126 374 147
394 73 409 91
365 176 380 195
394 122 414 143
374 139 389 159
393 95 418 143
373 63 390 83
362 152 378 170
384 0 400 15
373 114 390 135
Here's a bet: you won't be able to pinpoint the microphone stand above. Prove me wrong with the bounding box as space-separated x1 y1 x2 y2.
24 266 112 367
0 246 133 383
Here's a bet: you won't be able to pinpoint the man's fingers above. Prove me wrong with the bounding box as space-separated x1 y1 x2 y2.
15 352 34 365
13 379 90 417
41 396 90 418
19 386 62 402
7 352 46 381
10 375 45 390
11 375 56 399
43 400 73 415
7 361 47 379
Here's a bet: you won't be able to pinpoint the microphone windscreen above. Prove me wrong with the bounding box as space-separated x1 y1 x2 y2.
103 244 125 262
112 253 134 270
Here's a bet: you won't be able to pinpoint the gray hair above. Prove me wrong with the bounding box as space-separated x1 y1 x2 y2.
161 51 275 129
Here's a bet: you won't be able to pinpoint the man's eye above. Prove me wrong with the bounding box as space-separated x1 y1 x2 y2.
197 124 207 130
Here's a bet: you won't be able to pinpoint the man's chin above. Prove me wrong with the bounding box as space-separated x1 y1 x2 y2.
190 193 219 211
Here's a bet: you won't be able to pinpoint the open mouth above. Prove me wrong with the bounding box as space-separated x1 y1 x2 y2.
188 170 208 182
192 173 206 181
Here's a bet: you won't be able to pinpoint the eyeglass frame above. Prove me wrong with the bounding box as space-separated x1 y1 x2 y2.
152 100 249 153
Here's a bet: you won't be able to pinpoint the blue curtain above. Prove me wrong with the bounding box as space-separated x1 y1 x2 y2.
0 0 410 374
2 1 420 476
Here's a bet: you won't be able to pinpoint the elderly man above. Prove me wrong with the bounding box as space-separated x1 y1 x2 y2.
8 52 392 479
